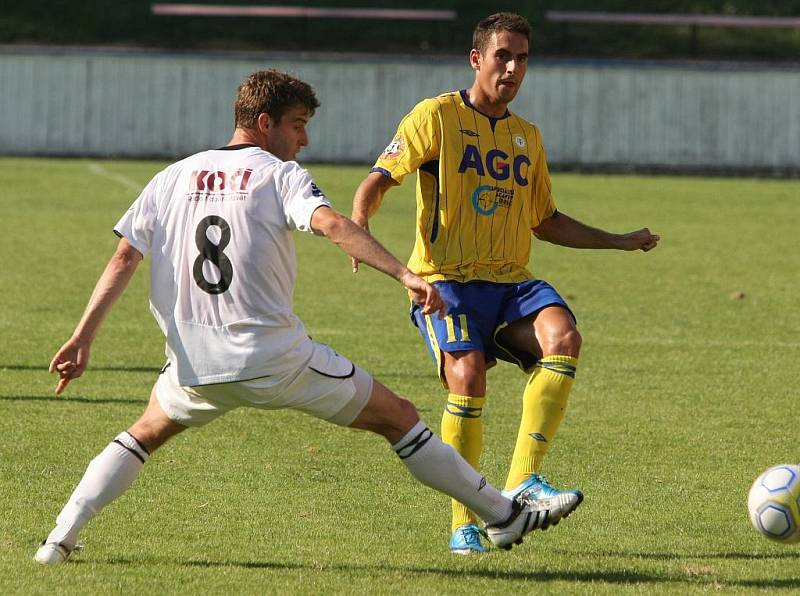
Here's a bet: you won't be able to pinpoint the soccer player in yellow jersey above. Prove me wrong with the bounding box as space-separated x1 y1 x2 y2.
352 13 660 554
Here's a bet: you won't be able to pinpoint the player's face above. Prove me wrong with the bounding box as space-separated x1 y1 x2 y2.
472 30 529 107
265 106 310 161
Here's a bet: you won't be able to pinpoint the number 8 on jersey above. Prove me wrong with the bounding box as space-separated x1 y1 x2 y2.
193 215 233 295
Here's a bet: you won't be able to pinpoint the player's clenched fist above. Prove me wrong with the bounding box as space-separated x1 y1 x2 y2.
621 228 660 252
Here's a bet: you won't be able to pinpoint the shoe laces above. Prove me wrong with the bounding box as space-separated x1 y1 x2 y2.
458 524 487 544
520 473 558 499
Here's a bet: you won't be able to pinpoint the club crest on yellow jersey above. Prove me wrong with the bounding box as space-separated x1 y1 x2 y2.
472 185 515 216
381 134 406 159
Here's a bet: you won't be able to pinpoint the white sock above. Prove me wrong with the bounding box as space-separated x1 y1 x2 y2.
393 421 512 526
45 432 149 549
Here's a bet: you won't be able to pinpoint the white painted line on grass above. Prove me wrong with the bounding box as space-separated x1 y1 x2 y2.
86 161 142 193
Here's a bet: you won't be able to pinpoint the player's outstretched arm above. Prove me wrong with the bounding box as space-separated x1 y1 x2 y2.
534 212 660 252
49 238 143 395
350 171 398 273
311 206 446 318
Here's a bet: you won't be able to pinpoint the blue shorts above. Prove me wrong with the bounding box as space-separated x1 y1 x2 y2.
411 280 574 383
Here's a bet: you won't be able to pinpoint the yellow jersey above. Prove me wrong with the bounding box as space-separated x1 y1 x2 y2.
372 90 556 283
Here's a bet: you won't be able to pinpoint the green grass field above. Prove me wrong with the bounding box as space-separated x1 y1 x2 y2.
1 157 799 594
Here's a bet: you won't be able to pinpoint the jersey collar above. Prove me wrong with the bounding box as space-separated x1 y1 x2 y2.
460 89 511 123
216 143 260 151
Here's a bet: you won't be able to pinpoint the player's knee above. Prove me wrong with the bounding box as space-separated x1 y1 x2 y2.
543 327 582 357
444 355 486 396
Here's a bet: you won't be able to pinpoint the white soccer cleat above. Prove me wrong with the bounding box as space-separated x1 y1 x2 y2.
485 500 545 550
34 541 76 565
502 473 583 530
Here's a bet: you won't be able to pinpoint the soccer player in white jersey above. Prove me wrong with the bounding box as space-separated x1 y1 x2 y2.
35 70 556 565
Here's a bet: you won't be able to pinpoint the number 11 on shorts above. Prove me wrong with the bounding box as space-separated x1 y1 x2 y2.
445 314 471 343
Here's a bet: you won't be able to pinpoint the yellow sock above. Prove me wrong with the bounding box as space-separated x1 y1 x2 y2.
505 355 578 491
441 393 485 532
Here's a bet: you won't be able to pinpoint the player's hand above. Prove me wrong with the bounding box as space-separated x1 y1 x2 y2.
49 337 91 395
351 220 370 273
620 228 660 252
400 271 448 319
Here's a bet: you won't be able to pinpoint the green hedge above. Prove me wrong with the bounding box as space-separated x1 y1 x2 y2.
3 1 800 60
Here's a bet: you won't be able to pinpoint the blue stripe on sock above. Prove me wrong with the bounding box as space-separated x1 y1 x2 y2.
537 361 577 378
445 402 483 418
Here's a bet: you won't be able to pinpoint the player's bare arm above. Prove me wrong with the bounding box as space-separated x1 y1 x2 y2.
352 171 397 227
350 171 398 272
49 238 143 395
533 211 660 252
311 205 446 318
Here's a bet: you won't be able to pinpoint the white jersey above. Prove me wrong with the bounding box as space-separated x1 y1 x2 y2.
114 145 330 386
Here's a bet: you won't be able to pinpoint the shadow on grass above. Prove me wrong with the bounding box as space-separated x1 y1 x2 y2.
737 578 800 589
183 559 674 584
3 364 159 373
60 555 800 589
0 395 146 405
176 558 800 588
554 548 800 561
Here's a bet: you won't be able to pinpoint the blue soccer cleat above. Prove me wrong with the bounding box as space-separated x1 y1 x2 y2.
502 474 583 530
449 523 488 555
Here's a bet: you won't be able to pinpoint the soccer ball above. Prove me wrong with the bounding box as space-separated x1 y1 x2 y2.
747 464 800 543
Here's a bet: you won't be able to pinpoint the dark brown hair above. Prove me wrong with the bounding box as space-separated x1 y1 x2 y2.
472 12 531 54
234 69 320 129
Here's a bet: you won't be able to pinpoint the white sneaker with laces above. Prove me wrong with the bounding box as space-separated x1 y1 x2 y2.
485 500 550 551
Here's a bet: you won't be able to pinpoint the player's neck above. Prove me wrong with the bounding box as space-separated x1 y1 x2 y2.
227 128 264 150
466 84 509 119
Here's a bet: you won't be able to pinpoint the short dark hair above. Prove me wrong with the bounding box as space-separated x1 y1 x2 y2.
472 12 531 54
234 69 320 129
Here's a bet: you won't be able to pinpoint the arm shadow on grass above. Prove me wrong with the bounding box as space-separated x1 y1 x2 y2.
2 364 160 373
0 395 146 405
178 558 800 589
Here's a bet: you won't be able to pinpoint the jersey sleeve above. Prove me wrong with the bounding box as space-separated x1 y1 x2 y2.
113 173 160 255
278 162 332 233
371 98 441 185
529 126 557 228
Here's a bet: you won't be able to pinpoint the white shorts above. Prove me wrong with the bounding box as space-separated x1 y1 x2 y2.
154 341 373 427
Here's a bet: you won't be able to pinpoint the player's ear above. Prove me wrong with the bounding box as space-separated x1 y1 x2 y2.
256 112 272 133
469 48 481 71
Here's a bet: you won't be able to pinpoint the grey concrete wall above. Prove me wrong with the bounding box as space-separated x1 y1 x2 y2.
1 47 799 172
525 62 800 172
